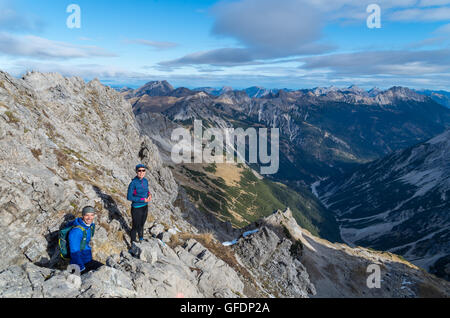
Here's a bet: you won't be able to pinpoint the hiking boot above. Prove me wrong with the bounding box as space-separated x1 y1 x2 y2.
129 243 141 258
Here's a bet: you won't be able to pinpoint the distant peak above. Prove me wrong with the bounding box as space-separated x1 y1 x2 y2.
133 80 174 97
142 80 173 88
374 86 428 105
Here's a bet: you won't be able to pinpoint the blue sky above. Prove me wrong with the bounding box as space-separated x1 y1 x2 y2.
1 0 450 90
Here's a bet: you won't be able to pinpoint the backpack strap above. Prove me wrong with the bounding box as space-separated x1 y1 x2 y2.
74 226 88 251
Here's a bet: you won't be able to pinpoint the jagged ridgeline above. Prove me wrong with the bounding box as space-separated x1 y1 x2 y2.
1 71 449 298
129 82 450 184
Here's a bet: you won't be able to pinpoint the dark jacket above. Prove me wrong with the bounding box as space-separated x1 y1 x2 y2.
127 177 150 208
69 217 94 271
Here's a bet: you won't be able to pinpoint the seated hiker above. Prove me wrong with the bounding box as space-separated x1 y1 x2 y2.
68 206 103 275
127 164 152 243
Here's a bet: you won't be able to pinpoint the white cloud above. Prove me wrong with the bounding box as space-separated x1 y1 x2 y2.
159 0 450 69
299 0 417 22
8 58 449 91
7 60 149 83
125 39 178 50
390 6 450 21
159 0 334 68
419 0 450 7
435 23 450 33
0 32 116 59
298 49 450 76
211 0 325 55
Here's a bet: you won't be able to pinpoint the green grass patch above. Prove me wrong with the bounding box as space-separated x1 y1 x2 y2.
204 163 217 173
5 111 19 124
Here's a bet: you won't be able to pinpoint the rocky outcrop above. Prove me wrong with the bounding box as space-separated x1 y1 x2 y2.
233 226 316 298
236 208 450 298
0 70 250 298
0 237 245 298
0 70 192 272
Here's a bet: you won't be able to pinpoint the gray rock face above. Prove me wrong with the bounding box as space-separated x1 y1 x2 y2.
250 208 450 298
158 231 173 243
0 238 245 298
80 266 137 298
0 263 81 298
0 70 191 273
138 241 159 264
233 226 316 298
0 69 247 298
174 239 244 298
149 223 165 237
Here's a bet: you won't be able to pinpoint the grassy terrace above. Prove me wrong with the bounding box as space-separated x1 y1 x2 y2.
181 163 341 242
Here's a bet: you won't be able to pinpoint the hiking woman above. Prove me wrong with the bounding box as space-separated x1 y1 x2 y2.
127 164 152 243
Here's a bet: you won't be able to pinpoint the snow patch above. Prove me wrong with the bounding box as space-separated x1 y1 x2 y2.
222 229 260 246
311 180 321 198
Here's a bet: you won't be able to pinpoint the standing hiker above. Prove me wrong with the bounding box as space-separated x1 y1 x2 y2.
127 164 152 243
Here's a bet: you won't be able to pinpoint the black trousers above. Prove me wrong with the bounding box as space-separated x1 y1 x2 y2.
81 260 104 276
131 205 148 242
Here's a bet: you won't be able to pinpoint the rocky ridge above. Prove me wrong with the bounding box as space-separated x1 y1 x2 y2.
0 70 190 271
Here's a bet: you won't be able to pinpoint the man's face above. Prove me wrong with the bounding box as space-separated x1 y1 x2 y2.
82 213 95 225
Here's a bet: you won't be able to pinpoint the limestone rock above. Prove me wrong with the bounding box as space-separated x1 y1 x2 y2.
175 239 245 298
233 226 316 298
150 224 165 237
80 266 137 298
0 70 190 273
157 231 172 243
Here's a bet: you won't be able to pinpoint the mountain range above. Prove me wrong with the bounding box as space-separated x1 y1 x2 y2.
316 130 450 280
123 80 450 281
125 81 450 183
117 83 450 107
1 70 449 298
